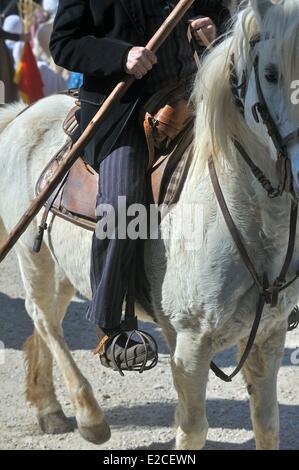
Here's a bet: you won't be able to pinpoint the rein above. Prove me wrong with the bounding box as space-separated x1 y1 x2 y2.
208 35 299 382
209 157 298 382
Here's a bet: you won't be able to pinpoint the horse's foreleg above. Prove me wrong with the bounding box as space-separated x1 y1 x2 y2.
23 329 73 434
23 273 76 434
171 330 212 450
0 217 7 241
18 246 110 445
1 220 66 431
25 295 111 445
158 316 177 353
239 323 287 450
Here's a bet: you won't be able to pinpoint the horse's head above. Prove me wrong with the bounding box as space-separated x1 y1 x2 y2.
244 0 299 199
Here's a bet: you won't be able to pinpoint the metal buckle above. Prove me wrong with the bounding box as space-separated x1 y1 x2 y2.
252 102 261 123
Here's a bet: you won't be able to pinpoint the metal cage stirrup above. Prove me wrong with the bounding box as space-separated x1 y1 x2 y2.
109 328 159 377
288 306 299 332
94 315 159 377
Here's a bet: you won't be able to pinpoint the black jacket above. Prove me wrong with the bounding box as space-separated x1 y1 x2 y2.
50 0 230 167
0 27 20 41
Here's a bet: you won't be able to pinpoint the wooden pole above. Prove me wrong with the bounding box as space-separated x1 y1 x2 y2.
0 0 195 263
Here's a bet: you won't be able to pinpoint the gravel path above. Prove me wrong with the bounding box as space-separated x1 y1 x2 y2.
0 252 298 450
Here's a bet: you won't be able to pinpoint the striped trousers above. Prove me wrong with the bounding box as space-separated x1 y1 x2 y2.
86 117 148 328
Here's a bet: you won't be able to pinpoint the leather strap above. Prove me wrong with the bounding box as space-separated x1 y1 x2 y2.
230 52 296 198
282 129 299 147
33 172 69 253
187 23 211 69
93 335 109 355
229 54 246 116
208 157 298 382
252 56 294 195
253 57 285 156
233 139 280 198
207 38 299 381
208 157 267 381
270 201 298 306
187 24 202 69
209 157 265 294
210 288 266 382
144 113 158 170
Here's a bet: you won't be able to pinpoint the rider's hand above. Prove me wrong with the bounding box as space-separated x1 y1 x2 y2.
190 17 217 45
124 47 157 80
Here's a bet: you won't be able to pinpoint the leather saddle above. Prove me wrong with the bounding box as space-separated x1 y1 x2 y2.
35 94 193 240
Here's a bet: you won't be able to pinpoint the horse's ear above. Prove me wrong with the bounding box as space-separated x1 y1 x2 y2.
251 0 272 23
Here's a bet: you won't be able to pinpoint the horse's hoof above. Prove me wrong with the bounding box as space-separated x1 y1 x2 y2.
176 426 207 450
38 409 74 434
78 420 111 445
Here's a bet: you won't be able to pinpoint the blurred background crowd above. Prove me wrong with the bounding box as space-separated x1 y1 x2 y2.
0 0 245 105
0 0 82 103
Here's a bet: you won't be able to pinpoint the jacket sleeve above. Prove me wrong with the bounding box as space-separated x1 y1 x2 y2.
193 0 231 34
0 27 20 41
49 0 133 78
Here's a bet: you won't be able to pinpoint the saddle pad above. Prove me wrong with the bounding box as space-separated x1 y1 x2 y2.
35 142 97 231
151 122 193 209
36 126 193 231
62 158 98 221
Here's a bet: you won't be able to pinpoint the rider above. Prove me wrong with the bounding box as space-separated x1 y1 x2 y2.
50 1 230 371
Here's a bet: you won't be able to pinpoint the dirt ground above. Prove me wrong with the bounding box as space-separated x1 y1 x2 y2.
0 251 298 450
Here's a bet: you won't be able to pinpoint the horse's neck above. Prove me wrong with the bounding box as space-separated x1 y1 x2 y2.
221 154 290 230
181 153 293 267
218 157 295 278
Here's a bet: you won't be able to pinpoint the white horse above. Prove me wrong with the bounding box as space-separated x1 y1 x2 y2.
0 0 298 450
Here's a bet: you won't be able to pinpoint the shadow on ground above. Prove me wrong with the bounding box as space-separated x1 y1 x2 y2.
135 438 256 450
0 292 168 353
0 292 298 366
20 398 297 450
1 290 298 450
106 398 299 450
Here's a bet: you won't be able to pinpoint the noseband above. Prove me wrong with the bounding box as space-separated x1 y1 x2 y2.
209 34 299 382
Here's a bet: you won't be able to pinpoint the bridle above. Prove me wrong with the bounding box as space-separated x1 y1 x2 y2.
208 34 299 382
230 34 299 198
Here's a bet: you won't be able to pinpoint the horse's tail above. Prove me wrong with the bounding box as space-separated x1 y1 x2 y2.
0 102 27 135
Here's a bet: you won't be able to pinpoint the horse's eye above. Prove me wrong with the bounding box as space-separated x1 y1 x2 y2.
265 65 278 84
265 72 278 83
